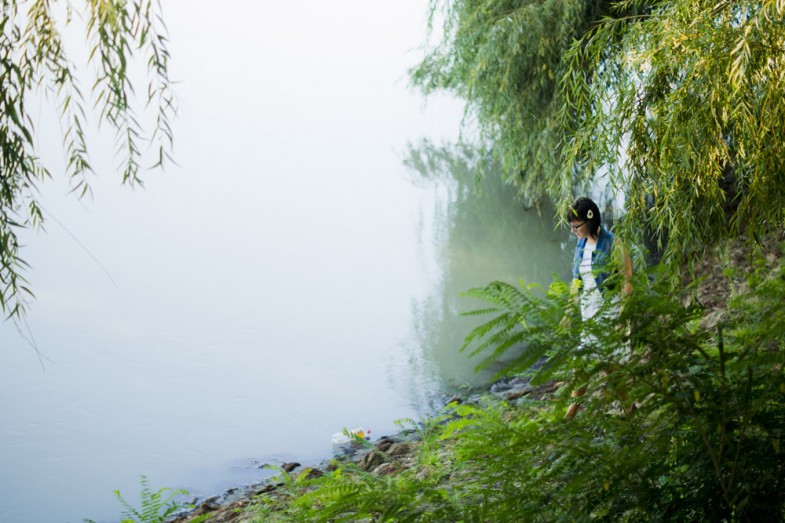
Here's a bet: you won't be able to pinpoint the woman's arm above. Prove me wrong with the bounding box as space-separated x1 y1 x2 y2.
615 240 633 298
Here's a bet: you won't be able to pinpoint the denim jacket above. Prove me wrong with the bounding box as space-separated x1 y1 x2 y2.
572 226 615 292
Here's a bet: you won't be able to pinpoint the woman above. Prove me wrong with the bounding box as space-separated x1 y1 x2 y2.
568 197 633 334
565 197 633 419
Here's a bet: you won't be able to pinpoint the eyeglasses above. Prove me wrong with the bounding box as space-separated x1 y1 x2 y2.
570 220 587 230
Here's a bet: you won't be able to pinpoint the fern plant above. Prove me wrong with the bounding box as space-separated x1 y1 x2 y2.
93 475 190 523
456 246 785 521
461 277 579 383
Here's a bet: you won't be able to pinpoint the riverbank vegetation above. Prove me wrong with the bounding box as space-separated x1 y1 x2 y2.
222 0 785 520
178 237 783 522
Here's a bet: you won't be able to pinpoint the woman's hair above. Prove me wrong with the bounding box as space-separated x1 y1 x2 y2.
567 197 601 238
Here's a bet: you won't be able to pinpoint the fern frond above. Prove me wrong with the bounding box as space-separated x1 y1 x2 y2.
461 277 577 378
111 475 188 523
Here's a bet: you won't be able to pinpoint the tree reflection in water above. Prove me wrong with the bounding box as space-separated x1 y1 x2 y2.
395 140 571 411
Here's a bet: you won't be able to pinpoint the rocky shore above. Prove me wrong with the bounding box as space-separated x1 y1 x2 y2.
166 233 784 522
169 376 559 523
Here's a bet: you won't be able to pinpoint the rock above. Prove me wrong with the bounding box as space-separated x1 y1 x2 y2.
445 394 462 405
466 393 485 404
253 483 278 495
375 437 396 452
490 376 529 394
387 442 414 457
194 500 250 523
514 381 560 402
372 462 399 476
358 451 385 472
415 468 432 481
505 388 533 401
399 455 417 470
282 462 300 473
174 496 223 522
298 467 324 481
201 496 220 511
490 379 512 394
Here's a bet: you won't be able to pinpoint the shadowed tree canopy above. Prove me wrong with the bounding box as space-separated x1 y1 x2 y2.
414 0 785 264
0 0 174 317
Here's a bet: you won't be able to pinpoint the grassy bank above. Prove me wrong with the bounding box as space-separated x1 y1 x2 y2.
126 237 785 523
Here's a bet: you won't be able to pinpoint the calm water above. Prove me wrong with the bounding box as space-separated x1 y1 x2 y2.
0 2 569 522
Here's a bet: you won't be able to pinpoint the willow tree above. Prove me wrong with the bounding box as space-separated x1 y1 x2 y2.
415 0 785 263
563 0 785 262
0 0 174 317
411 0 631 203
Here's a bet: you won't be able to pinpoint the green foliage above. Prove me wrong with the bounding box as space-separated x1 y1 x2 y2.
416 0 785 264
461 277 577 381
294 419 461 522
249 246 785 522
412 0 624 206
0 0 174 318
457 246 785 521
84 475 190 523
562 0 785 265
114 476 188 523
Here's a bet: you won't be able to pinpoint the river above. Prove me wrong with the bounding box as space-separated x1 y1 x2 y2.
0 2 569 522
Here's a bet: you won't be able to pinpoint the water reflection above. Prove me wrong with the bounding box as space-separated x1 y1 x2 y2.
400 140 571 403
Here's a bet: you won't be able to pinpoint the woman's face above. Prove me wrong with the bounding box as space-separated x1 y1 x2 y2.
570 219 590 240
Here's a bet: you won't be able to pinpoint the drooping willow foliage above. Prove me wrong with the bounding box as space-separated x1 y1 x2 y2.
0 0 174 317
563 0 785 263
414 0 785 264
411 0 625 203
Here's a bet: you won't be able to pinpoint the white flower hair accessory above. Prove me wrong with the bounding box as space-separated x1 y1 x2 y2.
587 210 594 219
